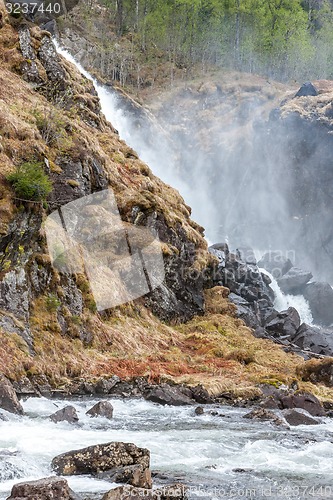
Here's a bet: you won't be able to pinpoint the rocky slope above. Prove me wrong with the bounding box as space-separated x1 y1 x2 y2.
1 0 333 407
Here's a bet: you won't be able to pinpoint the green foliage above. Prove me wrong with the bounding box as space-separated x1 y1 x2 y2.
100 0 333 82
46 293 61 312
7 161 52 201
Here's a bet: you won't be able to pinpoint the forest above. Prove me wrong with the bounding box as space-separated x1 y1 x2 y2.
99 0 333 81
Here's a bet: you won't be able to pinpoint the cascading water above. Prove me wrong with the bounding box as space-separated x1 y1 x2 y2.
259 269 313 325
53 41 216 240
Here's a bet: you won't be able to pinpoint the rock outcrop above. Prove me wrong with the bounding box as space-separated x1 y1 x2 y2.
51 442 151 489
49 406 79 424
7 477 80 500
0 376 23 415
86 401 114 419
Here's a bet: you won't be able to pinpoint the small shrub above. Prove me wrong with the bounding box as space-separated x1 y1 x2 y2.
46 293 61 312
7 161 52 201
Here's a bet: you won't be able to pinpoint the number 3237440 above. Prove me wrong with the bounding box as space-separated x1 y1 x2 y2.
6 2 62 14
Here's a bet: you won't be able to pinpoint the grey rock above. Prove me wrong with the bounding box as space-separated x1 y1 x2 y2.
7 476 80 500
86 401 114 419
49 406 79 424
277 267 312 294
257 251 293 279
144 384 194 406
243 407 285 426
38 36 66 87
51 442 150 476
303 282 333 326
0 376 23 415
294 82 318 97
292 323 333 356
97 464 152 489
265 307 300 338
279 392 325 416
195 406 204 416
283 409 319 426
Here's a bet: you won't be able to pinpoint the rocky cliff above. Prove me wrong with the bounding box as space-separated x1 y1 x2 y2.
1 0 333 404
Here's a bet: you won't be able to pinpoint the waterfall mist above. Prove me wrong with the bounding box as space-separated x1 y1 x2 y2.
55 41 333 281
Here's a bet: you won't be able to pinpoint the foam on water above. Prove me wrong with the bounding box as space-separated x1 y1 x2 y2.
259 268 313 325
1 398 333 499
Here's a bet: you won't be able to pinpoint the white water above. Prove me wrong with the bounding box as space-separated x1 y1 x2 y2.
259 269 313 325
1 397 333 499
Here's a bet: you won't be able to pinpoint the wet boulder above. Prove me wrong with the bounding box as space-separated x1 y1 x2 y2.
191 385 214 404
0 376 23 415
7 477 80 500
257 251 293 279
283 409 319 426
97 464 152 489
303 282 333 326
144 384 195 406
86 401 114 419
49 406 79 424
265 307 300 338
51 442 150 482
277 267 312 294
279 392 325 416
243 408 285 426
292 323 333 356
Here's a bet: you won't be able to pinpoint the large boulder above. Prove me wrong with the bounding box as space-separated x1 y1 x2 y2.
97 464 152 489
0 376 23 415
279 392 325 416
303 282 333 326
243 408 284 426
86 401 114 419
265 307 300 338
257 251 293 279
277 267 312 294
49 406 79 424
51 442 150 479
292 323 333 356
283 409 319 426
6 477 80 500
144 384 194 406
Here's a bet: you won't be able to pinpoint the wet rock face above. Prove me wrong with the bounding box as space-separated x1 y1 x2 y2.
0 376 23 415
7 476 80 500
51 441 150 478
144 213 206 322
277 267 312 294
291 323 333 356
257 251 293 279
303 282 333 326
265 307 300 338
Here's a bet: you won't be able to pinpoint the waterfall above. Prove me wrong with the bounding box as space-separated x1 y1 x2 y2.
53 41 216 240
260 268 313 325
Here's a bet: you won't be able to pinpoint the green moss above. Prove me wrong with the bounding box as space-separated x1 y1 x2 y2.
7 161 52 201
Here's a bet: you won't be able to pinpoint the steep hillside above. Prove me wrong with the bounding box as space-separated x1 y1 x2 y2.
1 1 333 403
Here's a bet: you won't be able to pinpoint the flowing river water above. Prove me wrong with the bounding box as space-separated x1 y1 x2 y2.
1 397 333 499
